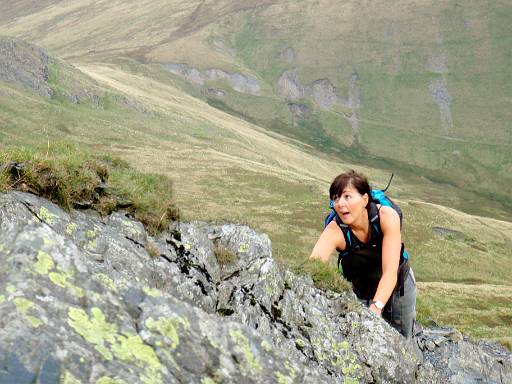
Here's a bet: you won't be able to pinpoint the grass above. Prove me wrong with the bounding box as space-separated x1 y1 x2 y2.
417 282 512 350
0 141 179 234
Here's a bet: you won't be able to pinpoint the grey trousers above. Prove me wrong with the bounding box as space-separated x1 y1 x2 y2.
361 269 417 339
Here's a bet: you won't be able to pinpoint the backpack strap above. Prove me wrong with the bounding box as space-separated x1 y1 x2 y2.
368 202 383 243
334 215 351 272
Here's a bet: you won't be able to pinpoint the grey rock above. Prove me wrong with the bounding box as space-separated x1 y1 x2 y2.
278 47 297 63
288 103 311 119
432 226 465 239
277 69 305 100
426 55 448 74
307 78 338 110
430 78 453 134
0 37 53 98
164 63 261 95
0 191 510 383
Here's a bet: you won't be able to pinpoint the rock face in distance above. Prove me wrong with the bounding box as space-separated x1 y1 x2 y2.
0 191 510 383
0 37 54 98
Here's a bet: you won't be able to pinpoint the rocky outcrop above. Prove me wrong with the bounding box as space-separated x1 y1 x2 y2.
0 191 510 383
0 36 53 98
277 70 362 144
430 78 453 134
164 63 261 95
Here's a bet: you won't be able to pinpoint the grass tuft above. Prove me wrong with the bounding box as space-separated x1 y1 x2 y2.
298 259 352 293
214 243 236 266
0 141 179 233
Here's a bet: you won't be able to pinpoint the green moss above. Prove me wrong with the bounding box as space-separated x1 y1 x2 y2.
201 379 216 384
343 377 359 384
85 229 96 239
38 207 55 224
229 329 262 373
145 316 190 350
0 295 5 304
33 250 55 275
66 222 78 236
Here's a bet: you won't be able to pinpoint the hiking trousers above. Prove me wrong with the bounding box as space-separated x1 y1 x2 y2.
361 268 417 339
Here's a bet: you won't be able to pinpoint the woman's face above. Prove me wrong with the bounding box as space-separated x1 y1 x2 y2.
332 185 368 225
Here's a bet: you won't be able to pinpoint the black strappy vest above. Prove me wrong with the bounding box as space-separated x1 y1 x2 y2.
335 203 409 300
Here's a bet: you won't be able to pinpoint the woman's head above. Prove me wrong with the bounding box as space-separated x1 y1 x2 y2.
330 170 372 224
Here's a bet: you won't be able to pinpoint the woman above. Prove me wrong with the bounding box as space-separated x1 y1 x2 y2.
310 170 416 338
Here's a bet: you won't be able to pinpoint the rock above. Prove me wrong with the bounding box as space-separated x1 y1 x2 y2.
278 47 297 63
277 69 305 100
163 63 261 95
432 226 465 239
307 79 338 110
0 190 510 383
0 37 53 98
288 103 311 119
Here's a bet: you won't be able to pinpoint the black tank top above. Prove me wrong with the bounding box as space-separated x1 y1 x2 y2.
335 203 406 300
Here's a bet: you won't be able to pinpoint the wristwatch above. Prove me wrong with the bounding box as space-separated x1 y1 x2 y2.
370 300 384 310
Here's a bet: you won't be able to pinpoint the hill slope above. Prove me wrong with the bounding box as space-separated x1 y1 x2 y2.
1 0 511 213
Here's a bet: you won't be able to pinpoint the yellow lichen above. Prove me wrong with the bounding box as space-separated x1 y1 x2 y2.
229 329 262 373
33 250 55 275
61 371 81 384
201 378 216 384
14 298 42 328
26 315 43 328
96 377 126 384
143 287 162 298
0 295 5 304
145 316 190 350
261 340 272 352
275 372 292 384
68 307 117 360
95 273 118 292
6 284 15 293
238 244 249 253
183 243 191 251
66 222 79 236
67 307 163 383
14 297 33 313
38 207 55 224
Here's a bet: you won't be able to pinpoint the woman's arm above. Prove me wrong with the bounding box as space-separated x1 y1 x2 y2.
309 221 345 262
370 206 401 315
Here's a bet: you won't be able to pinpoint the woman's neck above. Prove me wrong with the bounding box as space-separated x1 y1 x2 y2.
349 208 369 234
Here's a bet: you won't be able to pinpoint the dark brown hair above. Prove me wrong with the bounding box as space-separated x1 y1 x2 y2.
329 170 372 208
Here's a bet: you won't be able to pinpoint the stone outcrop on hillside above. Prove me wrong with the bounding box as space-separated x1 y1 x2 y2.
0 191 510 383
164 63 261 96
0 37 53 98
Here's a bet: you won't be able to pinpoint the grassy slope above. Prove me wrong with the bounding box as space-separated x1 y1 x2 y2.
1 0 511 347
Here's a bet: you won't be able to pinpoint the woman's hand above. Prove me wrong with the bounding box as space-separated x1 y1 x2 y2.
369 303 382 316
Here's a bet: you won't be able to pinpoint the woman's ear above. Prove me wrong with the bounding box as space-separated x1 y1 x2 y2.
362 193 369 207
